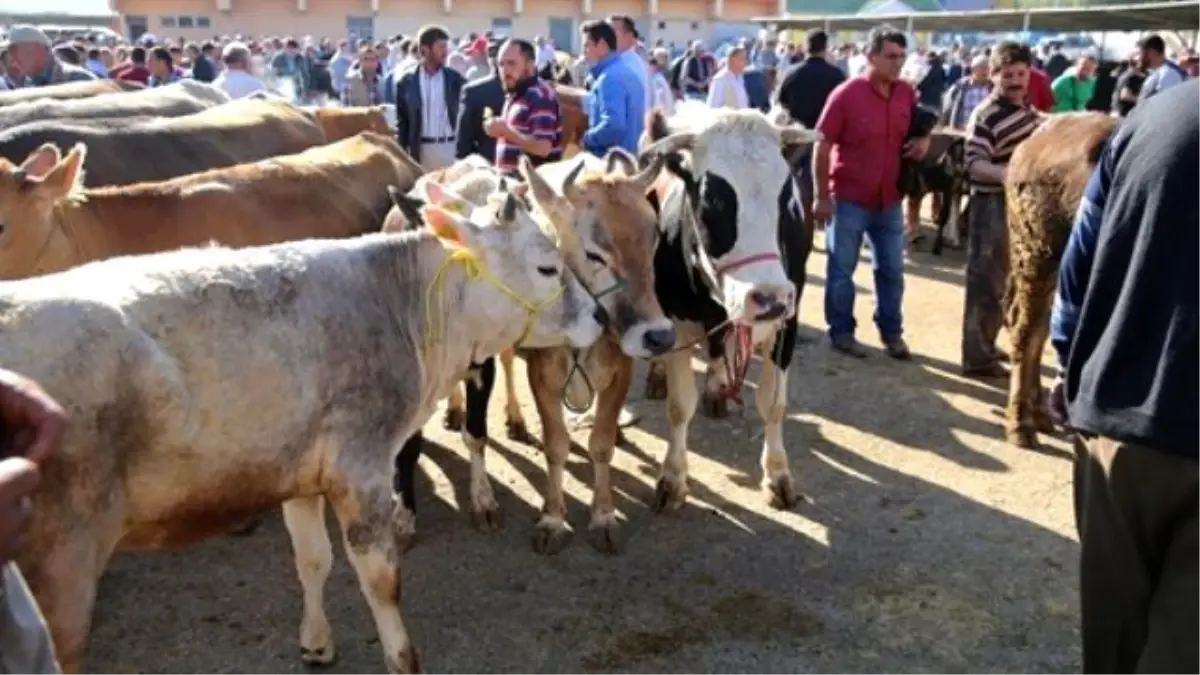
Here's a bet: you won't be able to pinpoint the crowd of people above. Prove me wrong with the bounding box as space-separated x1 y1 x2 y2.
0 13 1195 675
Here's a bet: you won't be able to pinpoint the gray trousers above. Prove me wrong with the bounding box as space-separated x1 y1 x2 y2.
1074 436 1198 673
0 562 59 674
960 192 1009 370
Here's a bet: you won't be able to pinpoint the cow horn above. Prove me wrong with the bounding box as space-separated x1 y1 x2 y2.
498 175 509 192
638 132 696 162
500 191 519 223
630 152 664 193
777 126 823 148
561 157 586 201
604 148 637 176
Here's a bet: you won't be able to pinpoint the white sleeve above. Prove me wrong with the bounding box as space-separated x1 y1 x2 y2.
706 74 722 107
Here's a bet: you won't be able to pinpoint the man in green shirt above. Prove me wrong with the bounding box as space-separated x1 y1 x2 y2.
1051 52 1098 112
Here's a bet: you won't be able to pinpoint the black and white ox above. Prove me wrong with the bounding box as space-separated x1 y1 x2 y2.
638 102 821 510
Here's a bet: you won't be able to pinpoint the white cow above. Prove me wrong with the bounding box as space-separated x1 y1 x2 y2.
0 181 602 673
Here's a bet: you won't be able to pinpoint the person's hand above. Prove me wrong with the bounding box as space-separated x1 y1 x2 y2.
813 197 832 230
903 135 931 160
0 369 67 465
0 457 38 565
484 118 512 141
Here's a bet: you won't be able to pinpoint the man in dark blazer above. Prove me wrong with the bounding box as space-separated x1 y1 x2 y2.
455 54 505 163
394 25 465 169
743 67 770 112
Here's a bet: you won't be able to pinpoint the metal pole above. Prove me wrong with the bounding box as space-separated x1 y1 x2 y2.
1022 11 1030 32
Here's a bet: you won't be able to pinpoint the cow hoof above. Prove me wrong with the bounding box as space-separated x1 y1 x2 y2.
227 517 262 536
385 645 421 674
701 391 729 419
506 419 536 445
299 624 336 666
300 644 336 666
1005 427 1040 450
531 517 572 555
652 476 687 513
587 514 623 555
470 504 503 532
644 370 668 400
442 407 464 432
766 474 799 510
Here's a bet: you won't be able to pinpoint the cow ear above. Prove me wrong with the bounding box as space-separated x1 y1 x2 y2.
18 144 62 180
422 204 483 251
520 156 560 208
35 144 87 200
422 180 473 215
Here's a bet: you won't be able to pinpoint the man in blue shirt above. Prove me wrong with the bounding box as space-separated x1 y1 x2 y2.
1051 80 1197 675
578 20 644 157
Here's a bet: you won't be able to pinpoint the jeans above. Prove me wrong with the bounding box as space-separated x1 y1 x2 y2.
824 199 905 341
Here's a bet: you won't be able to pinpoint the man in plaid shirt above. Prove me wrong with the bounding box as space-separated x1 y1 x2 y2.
486 38 564 176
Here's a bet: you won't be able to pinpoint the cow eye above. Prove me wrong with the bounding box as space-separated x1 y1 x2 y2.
536 265 558 277
584 250 607 266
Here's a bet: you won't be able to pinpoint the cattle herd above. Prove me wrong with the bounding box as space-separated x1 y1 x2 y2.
0 77 1107 673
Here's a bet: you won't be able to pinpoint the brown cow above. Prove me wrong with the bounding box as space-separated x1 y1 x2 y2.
310 105 392 141
0 131 424 280
0 79 140 106
554 84 589 159
1004 112 1116 448
0 98 329 188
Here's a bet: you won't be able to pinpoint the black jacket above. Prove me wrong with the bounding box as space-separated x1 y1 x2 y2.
775 56 845 129
191 55 215 83
1064 80 1198 457
455 71 505 163
394 63 464 163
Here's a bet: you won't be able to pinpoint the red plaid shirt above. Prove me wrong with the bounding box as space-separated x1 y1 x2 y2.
495 77 563 174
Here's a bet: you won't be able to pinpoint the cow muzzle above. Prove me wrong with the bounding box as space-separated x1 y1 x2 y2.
745 284 796 323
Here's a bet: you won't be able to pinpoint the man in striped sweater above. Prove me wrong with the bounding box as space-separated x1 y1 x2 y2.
960 41 1043 378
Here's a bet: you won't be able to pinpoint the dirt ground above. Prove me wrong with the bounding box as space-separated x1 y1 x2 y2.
85 227 1081 674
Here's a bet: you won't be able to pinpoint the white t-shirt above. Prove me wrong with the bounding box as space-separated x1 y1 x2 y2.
214 69 267 99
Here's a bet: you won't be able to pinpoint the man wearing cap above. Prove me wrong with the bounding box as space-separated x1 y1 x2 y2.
942 54 992 130
5 24 96 88
464 37 491 83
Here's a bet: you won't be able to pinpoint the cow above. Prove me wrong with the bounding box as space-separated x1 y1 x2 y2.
0 80 228 129
0 98 331 188
387 151 676 551
309 104 393 141
1004 112 1116 449
0 180 604 673
899 128 969 255
0 131 424 280
554 84 589 159
636 102 821 510
0 78 142 106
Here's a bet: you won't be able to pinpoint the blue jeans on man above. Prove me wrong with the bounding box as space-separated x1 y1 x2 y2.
824 199 909 358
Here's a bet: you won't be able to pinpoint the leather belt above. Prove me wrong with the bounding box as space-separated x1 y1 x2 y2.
420 136 456 143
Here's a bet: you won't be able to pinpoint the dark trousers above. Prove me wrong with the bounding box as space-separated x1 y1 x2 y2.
961 193 1009 370
1074 435 1199 673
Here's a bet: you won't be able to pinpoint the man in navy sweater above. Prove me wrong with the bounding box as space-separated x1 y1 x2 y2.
1050 80 1197 674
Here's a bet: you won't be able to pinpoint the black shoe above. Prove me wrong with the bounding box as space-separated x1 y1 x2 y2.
963 362 1009 379
884 338 911 360
831 335 868 358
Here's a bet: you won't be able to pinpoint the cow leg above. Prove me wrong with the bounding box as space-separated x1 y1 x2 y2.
443 384 465 431
586 354 633 554
655 349 696 511
24 541 105 675
528 351 574 555
1005 279 1054 449
757 333 799 509
463 357 501 530
392 432 422 548
282 496 336 665
499 348 533 444
328 477 420 674
701 333 730 418
644 358 668 399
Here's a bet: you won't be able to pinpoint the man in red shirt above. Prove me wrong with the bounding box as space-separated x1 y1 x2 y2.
110 45 151 85
1027 66 1054 112
813 25 930 359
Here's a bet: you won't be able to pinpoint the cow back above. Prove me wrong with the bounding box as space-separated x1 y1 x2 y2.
0 81 227 129
0 79 126 107
309 106 392 141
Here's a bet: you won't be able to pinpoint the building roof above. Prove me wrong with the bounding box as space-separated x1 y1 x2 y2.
0 0 112 17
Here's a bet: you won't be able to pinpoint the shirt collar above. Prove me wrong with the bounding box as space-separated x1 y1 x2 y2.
589 52 620 76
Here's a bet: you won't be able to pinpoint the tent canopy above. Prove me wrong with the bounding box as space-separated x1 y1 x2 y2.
754 0 1200 32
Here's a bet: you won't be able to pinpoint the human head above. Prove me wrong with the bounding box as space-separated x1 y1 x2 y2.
865 24 907 82
969 53 989 82
1076 51 1098 79
580 20 616 65
7 25 53 77
498 38 536 90
149 46 173 77
357 43 380 74
416 24 450 68
1137 34 1166 69
726 45 747 75
284 37 300 55
607 15 638 52
130 45 146 65
222 41 252 71
806 30 828 57
989 40 1031 104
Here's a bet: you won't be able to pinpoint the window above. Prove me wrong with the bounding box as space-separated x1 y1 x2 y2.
491 17 512 36
160 16 176 27
196 16 211 28
178 16 194 28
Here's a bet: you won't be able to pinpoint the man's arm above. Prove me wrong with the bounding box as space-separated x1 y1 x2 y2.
582 76 627 153
963 109 1006 184
455 85 478 159
1050 74 1074 112
394 73 411 147
503 100 556 158
813 86 846 203
705 73 723 107
1051 140 1112 367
